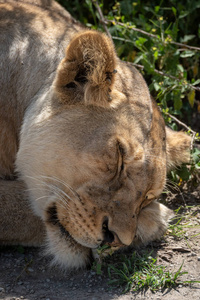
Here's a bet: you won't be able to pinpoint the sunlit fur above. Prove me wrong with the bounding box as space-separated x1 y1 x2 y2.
0 0 191 269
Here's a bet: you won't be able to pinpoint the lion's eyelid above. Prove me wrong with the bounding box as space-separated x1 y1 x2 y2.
116 141 125 175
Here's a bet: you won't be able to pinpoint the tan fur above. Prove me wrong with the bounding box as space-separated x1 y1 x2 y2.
134 201 174 246
55 31 117 107
166 127 191 170
0 0 191 269
0 180 45 246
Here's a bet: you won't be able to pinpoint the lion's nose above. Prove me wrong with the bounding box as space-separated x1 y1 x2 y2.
101 215 136 246
102 217 115 244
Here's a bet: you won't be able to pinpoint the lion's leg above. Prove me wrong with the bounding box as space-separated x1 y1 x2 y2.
0 179 46 246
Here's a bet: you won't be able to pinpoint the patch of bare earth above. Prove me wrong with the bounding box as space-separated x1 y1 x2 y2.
0 185 199 300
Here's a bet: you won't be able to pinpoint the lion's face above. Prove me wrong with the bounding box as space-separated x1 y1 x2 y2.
44 102 166 250
16 30 189 268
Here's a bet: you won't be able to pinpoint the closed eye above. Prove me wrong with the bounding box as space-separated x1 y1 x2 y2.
117 141 125 174
107 142 125 190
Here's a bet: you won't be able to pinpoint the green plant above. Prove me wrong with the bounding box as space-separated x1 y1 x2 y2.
106 251 199 292
92 244 113 275
168 205 200 240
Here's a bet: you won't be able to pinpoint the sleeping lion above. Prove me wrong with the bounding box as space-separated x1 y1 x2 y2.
0 0 191 268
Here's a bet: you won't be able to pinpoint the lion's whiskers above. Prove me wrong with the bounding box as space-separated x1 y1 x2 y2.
24 176 82 224
39 175 79 200
35 195 50 202
25 175 79 207
166 178 181 193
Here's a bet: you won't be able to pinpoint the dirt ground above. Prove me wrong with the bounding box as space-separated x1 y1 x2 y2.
0 183 200 300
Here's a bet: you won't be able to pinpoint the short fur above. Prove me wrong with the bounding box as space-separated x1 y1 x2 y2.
0 0 191 269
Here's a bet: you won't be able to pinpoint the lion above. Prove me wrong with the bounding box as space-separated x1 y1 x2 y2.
0 0 191 269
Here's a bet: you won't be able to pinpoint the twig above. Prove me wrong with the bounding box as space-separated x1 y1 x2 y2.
129 63 200 92
108 20 159 38
131 62 178 80
170 41 200 52
106 19 200 51
164 112 194 132
112 36 134 44
130 62 144 70
152 70 200 92
186 84 200 92
92 0 112 40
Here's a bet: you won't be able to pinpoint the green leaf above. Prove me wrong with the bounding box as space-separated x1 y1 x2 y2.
192 79 200 86
177 64 184 73
192 148 200 163
96 263 102 275
134 54 144 64
173 91 182 111
172 7 176 16
179 11 190 19
153 50 159 60
155 6 160 13
180 35 196 43
180 50 195 58
153 82 160 91
187 90 195 107
178 165 191 181
136 37 147 46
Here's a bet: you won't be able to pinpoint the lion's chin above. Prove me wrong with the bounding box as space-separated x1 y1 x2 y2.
44 204 92 269
44 224 92 269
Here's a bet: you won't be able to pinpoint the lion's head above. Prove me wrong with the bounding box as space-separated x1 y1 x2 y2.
16 31 191 268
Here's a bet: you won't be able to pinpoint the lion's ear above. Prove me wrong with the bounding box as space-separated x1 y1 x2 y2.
166 127 191 171
54 30 117 107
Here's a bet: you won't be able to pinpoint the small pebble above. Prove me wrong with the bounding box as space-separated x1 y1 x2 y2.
27 267 34 272
187 252 197 257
